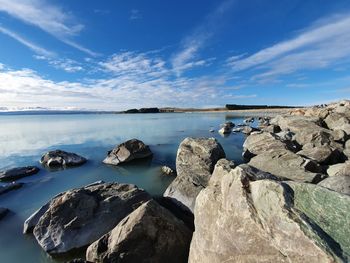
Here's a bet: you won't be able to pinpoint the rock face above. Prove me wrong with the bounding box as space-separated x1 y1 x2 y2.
86 200 192 263
27 182 151 254
297 144 342 165
327 162 350 177
0 182 23 195
189 160 342 263
103 139 152 165
40 150 86 168
163 137 225 213
248 149 324 183
0 207 9 220
318 175 350 195
0 166 39 181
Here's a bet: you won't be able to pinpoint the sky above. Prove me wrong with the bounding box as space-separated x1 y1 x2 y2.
0 0 350 111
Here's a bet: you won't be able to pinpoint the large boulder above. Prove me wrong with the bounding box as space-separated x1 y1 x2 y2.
248 149 325 183
318 176 350 195
163 137 225 213
27 182 151 254
0 166 39 181
86 200 192 263
103 139 152 165
327 162 350 177
297 144 343 165
324 112 350 134
188 160 342 263
40 150 86 168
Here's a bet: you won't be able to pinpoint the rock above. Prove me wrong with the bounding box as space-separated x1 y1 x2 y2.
160 166 176 177
40 150 86 168
297 144 343 165
238 163 281 181
103 139 152 166
188 160 341 263
86 200 192 263
66 259 92 263
244 117 254 123
218 126 232 134
232 127 243 132
0 182 23 195
241 126 259 135
248 149 325 183
327 162 350 177
29 182 151 254
287 182 350 261
0 166 39 181
163 137 225 213
242 132 292 160
224 121 235 128
332 129 348 143
0 207 9 220
318 175 350 195
262 124 281 133
275 130 295 141
325 112 350 134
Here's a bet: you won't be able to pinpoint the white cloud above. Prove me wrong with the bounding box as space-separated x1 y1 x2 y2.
229 13 350 80
130 9 142 20
0 0 97 56
0 26 55 57
34 55 83 73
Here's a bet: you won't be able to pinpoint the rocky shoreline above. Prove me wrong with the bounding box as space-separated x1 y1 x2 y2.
1 100 350 262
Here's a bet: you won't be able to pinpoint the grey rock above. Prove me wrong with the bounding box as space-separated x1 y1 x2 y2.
0 207 9 220
0 182 23 195
188 160 341 263
0 166 39 181
29 182 151 254
86 200 192 263
318 175 350 195
241 126 259 135
238 163 280 181
325 112 350 134
163 137 225 213
297 144 343 165
327 162 350 177
160 166 176 177
262 124 281 133
248 149 325 183
40 150 86 168
103 139 152 165
332 129 348 143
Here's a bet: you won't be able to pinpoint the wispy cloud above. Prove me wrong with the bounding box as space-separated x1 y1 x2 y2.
171 0 234 75
229 13 350 80
130 9 142 20
0 26 55 57
0 0 98 56
34 55 83 73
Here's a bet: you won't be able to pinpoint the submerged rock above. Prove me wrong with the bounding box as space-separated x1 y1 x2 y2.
318 175 350 195
0 166 39 181
103 139 152 165
189 160 342 263
86 200 192 263
160 166 176 177
40 150 86 168
27 182 151 254
163 137 225 213
0 182 23 195
0 207 9 220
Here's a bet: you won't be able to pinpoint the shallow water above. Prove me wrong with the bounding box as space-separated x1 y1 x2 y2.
0 112 254 263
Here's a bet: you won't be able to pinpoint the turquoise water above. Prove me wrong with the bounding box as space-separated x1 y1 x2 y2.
0 112 250 263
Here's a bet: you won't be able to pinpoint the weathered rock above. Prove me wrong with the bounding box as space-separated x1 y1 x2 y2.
332 129 348 143
238 163 281 181
248 149 325 183
327 162 350 177
318 175 350 195
163 137 225 213
218 125 232 134
241 126 259 135
103 139 152 165
160 166 176 177
297 144 343 165
29 182 151 254
0 166 39 181
189 160 341 263
262 124 281 133
275 130 295 141
287 182 350 261
86 200 192 263
0 207 9 220
224 121 235 128
325 112 350 134
0 182 23 195
40 150 86 168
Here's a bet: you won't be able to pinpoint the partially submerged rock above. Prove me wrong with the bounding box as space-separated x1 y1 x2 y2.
27 182 151 254
163 137 225 213
160 166 176 177
103 139 152 165
0 182 23 195
189 160 342 263
86 200 192 263
0 207 9 220
40 150 86 168
0 166 39 181
318 175 350 195
248 149 325 183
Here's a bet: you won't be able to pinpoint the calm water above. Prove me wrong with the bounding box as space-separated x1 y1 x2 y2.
0 112 252 263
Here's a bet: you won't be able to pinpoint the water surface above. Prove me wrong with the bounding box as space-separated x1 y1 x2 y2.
0 112 253 263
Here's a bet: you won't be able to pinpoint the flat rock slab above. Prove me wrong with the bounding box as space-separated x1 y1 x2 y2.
86 200 192 263
188 160 341 263
26 182 151 255
103 139 152 165
0 207 9 220
40 150 87 168
0 166 39 181
0 182 23 195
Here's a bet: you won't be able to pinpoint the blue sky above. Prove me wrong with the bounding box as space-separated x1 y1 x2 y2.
0 0 350 110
